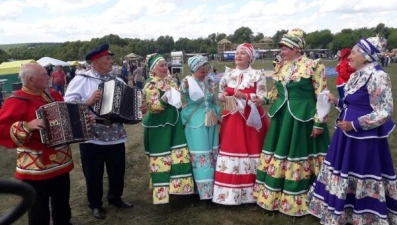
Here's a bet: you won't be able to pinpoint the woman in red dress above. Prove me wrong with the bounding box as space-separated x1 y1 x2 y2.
213 43 269 205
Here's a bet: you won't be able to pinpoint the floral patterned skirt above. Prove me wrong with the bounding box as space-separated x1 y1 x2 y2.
213 109 268 205
185 124 219 200
144 119 194 204
306 128 397 225
254 105 329 216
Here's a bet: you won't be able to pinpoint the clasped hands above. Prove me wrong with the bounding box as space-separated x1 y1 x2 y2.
219 91 264 107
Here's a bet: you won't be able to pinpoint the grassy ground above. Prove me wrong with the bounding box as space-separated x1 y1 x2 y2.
1 60 397 225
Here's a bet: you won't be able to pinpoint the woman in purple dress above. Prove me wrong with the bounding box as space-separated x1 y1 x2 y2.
306 38 397 224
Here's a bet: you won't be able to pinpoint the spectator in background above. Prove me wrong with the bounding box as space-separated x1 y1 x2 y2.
172 73 180 87
51 66 67 96
212 68 217 74
336 48 355 99
45 65 53 76
121 61 128 83
112 63 119 76
133 62 143 89
69 65 76 82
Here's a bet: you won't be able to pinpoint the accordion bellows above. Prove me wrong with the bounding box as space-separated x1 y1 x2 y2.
36 102 92 147
93 79 142 124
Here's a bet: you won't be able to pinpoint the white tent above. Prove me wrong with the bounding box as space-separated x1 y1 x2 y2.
125 53 142 60
37 57 70 67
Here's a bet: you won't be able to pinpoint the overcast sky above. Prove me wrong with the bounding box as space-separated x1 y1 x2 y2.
1 0 397 44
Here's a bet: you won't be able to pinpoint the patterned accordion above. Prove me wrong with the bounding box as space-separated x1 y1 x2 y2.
93 79 142 124
36 102 92 147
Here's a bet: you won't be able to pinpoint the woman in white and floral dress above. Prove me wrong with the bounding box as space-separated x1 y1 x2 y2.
213 43 269 205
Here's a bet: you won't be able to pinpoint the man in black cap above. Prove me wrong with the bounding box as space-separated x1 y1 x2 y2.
64 44 133 220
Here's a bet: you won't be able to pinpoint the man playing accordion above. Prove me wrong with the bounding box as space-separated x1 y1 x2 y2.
65 43 141 220
0 63 76 225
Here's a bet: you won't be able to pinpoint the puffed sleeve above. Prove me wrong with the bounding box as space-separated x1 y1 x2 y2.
218 67 230 99
352 71 393 131
311 59 327 127
254 70 267 99
264 63 281 104
144 81 167 113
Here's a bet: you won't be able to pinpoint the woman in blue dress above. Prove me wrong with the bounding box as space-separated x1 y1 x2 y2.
180 55 220 200
306 38 397 224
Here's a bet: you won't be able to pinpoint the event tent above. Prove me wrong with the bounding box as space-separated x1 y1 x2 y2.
0 59 36 75
125 53 142 60
37 57 69 67
0 59 36 93
68 61 87 66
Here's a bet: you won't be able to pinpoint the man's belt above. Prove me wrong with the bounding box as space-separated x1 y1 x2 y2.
95 119 114 125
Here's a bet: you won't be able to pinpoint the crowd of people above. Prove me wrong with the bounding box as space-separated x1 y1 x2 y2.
0 27 395 225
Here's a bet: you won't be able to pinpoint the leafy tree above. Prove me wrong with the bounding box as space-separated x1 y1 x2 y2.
355 27 376 39
4 23 397 63
331 30 359 52
93 34 128 46
208 33 216 44
231 26 254 43
0 49 10 63
253 32 265 43
175 38 191 52
272 30 288 47
387 30 397 49
215 33 227 42
305 30 334 49
156 35 174 54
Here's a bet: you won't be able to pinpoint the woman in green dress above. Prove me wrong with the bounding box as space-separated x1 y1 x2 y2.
142 53 194 204
253 29 330 216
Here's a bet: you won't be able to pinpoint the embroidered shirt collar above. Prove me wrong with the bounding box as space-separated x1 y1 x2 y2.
236 65 252 73
90 68 113 81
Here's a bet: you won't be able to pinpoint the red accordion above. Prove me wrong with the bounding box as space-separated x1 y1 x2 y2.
36 102 92 147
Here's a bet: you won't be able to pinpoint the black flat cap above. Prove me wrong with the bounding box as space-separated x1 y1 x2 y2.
85 43 114 61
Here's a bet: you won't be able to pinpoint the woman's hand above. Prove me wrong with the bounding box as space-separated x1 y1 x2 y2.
311 127 323 138
337 120 353 132
251 97 264 107
328 93 338 105
140 101 148 114
162 85 171 92
219 92 228 101
234 91 247 100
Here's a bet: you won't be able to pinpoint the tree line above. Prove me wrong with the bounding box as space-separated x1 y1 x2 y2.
1 23 396 64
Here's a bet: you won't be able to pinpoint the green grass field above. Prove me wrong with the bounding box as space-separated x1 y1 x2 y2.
0 60 396 225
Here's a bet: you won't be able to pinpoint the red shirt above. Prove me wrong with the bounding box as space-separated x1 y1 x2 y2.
52 70 66 85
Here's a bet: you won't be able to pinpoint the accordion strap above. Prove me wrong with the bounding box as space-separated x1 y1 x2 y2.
10 92 53 103
79 74 110 82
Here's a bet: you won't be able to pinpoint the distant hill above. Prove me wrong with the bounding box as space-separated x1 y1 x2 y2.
0 42 63 51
